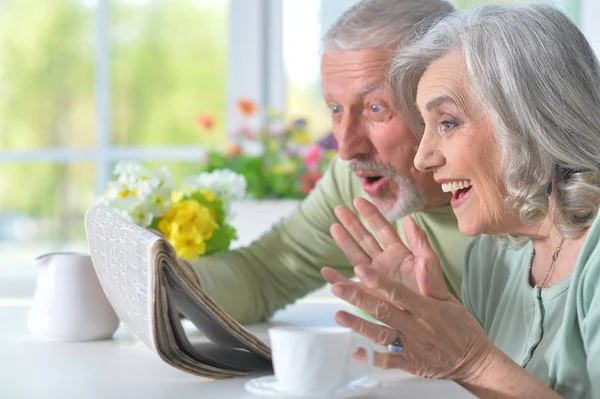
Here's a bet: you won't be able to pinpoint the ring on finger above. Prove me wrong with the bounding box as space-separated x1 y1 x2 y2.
386 333 404 353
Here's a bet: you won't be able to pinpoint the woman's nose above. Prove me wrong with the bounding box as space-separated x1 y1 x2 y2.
414 130 445 172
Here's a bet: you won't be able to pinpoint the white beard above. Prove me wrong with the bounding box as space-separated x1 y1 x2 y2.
350 159 428 221
378 175 428 221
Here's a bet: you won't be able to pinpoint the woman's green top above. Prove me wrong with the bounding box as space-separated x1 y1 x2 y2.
463 215 600 398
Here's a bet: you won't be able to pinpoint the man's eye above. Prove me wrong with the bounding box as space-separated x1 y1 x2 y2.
331 105 341 114
370 104 384 113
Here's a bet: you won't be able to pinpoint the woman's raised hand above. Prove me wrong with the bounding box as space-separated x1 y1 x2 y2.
324 197 446 298
321 197 492 382
328 263 492 382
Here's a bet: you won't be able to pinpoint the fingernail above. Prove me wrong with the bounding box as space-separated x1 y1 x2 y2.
332 285 347 297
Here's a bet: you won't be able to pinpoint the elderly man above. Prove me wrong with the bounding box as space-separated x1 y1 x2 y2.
186 0 470 324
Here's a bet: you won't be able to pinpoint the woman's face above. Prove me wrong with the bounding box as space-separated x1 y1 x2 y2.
414 51 520 236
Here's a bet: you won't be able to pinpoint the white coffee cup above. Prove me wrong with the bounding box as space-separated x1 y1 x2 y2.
268 326 374 394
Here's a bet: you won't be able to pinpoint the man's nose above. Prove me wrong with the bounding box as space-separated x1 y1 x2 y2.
414 130 445 172
334 113 373 160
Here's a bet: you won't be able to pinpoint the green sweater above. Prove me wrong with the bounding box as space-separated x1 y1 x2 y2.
463 216 600 398
191 157 472 324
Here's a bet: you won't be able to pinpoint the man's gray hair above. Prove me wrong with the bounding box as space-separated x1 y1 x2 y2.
389 4 600 242
321 0 455 52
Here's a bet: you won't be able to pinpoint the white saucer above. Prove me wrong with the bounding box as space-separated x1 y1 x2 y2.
244 376 379 398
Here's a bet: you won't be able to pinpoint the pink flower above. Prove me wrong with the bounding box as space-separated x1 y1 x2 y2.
304 145 323 171
301 171 323 195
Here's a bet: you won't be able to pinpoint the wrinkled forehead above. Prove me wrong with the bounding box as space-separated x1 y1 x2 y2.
320 48 394 97
416 51 471 113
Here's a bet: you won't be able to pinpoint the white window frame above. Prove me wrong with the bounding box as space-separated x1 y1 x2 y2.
0 0 592 203
0 0 285 197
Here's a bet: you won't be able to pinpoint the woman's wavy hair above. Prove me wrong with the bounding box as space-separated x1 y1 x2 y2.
388 4 600 244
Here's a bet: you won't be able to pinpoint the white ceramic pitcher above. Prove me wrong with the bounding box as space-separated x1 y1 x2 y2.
27 252 119 342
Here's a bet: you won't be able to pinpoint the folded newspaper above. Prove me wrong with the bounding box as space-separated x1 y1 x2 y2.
84 204 272 379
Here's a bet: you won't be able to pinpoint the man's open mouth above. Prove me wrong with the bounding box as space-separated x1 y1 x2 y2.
365 176 383 184
358 174 390 196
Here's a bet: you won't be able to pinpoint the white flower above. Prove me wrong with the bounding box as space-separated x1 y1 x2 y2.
136 175 162 199
100 162 178 228
146 186 172 217
184 169 246 201
128 202 155 228
113 161 148 180
153 166 174 190
103 181 134 200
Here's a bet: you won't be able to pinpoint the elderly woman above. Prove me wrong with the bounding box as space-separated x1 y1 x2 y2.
321 4 600 398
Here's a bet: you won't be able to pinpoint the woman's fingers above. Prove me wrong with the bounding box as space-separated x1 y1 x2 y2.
403 215 437 261
353 198 411 255
334 205 383 260
332 279 416 321
353 265 423 312
334 312 410 371
321 266 354 285
352 348 408 371
402 217 450 299
334 310 401 347
330 223 372 266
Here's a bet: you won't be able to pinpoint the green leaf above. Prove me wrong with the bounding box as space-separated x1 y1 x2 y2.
204 224 237 255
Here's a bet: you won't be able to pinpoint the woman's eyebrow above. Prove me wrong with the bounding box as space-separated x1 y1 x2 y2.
425 95 458 112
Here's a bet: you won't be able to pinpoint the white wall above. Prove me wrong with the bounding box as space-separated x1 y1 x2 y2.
581 0 600 58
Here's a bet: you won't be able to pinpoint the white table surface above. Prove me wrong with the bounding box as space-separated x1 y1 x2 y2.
0 299 474 399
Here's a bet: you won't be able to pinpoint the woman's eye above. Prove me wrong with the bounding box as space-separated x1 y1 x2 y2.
330 105 341 114
370 104 384 113
437 120 459 135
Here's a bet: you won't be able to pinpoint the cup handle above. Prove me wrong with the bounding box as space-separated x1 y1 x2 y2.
347 335 374 383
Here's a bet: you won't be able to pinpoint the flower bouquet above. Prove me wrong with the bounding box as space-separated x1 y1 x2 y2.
198 98 338 199
100 161 246 260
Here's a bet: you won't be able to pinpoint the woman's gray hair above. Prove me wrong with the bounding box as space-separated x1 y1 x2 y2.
389 4 600 243
321 0 455 52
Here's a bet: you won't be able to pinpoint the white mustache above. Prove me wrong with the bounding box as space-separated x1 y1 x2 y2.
349 160 397 176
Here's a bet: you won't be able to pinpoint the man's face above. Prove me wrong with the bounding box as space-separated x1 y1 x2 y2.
321 49 447 219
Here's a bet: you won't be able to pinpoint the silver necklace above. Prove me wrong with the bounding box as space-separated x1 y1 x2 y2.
528 238 566 288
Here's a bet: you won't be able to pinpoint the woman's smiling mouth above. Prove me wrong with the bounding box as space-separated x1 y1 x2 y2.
441 180 473 208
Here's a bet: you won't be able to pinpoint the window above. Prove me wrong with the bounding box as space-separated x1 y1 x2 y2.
110 0 228 147
283 0 583 142
283 0 359 140
0 0 229 283
0 0 592 298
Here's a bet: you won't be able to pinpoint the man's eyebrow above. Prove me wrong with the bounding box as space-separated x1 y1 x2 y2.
359 83 382 96
425 95 460 112
322 83 382 99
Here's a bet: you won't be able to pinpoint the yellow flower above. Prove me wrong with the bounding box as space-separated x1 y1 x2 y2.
171 191 184 203
158 199 218 260
272 162 296 175
117 188 137 198
291 131 312 145
198 189 215 202
171 230 207 260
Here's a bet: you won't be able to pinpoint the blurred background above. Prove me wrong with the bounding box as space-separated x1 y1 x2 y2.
0 0 593 298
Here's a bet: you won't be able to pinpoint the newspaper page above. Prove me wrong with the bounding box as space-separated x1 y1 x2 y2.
85 205 158 351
